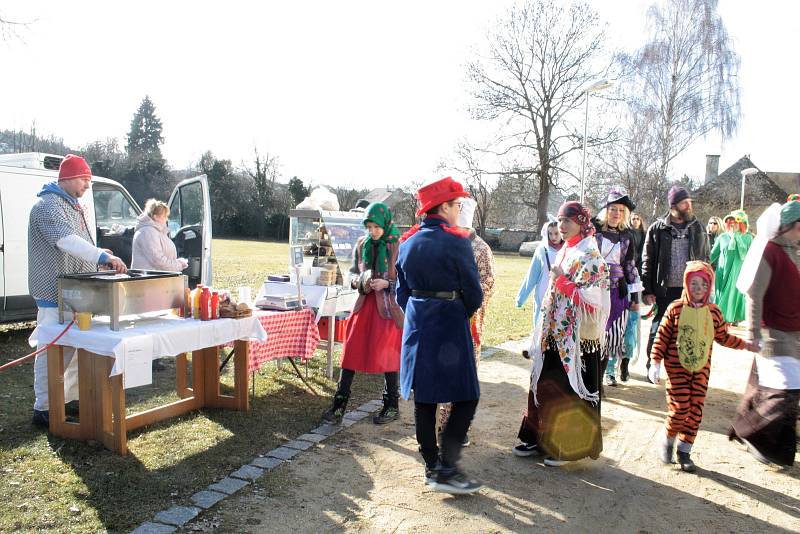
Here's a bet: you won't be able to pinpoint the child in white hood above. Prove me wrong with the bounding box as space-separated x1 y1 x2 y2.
131 199 188 272
516 219 563 328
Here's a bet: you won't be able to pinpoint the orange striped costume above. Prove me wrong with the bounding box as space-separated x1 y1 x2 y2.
651 301 746 444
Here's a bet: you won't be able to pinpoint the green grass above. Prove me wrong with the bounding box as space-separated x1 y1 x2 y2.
0 238 532 532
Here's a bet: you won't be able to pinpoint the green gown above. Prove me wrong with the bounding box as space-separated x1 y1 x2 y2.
710 230 753 323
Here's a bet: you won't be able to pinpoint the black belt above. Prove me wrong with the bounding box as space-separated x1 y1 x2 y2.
412 290 461 300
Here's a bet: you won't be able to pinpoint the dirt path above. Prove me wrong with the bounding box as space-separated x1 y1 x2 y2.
188 325 800 533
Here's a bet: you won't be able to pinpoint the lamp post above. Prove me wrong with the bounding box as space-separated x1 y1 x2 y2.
740 167 758 210
580 79 613 204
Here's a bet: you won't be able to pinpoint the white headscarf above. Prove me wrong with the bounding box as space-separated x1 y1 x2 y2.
457 197 478 229
737 203 782 294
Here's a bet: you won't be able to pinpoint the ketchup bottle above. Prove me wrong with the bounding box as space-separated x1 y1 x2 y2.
200 286 211 321
211 291 220 319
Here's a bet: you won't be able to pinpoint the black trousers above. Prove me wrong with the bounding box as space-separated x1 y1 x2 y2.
415 399 478 470
645 287 683 369
338 368 399 397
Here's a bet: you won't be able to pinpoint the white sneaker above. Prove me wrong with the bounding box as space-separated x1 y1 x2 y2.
543 457 568 467
512 442 539 457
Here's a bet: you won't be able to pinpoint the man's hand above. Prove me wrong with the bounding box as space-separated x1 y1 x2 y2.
106 255 128 273
369 278 389 291
643 294 656 306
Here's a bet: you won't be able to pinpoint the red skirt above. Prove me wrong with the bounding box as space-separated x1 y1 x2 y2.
339 291 402 373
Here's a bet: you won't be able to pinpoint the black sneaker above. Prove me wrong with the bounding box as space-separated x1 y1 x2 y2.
742 439 773 465
461 434 471 447
372 406 399 425
512 442 539 457
606 375 618 387
32 410 49 428
424 467 436 485
431 471 483 495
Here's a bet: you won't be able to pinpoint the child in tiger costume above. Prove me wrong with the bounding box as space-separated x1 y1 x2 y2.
648 261 755 472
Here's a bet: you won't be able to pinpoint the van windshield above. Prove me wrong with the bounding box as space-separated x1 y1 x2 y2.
94 187 139 228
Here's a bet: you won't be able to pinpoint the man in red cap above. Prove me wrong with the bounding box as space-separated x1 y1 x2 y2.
396 176 484 494
27 154 127 427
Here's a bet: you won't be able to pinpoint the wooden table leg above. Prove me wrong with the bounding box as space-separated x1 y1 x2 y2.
202 347 220 408
191 350 204 409
78 350 97 441
176 353 190 398
108 357 126 455
233 340 249 411
46 346 66 436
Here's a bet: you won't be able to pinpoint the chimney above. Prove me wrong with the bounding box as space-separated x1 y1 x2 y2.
705 154 720 185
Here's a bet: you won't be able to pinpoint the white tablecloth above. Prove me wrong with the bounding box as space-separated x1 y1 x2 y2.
255 281 357 321
35 315 267 380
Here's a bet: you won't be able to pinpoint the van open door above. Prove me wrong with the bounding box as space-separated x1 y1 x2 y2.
167 175 212 288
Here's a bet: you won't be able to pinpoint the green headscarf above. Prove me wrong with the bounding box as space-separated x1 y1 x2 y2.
780 199 800 227
362 202 401 273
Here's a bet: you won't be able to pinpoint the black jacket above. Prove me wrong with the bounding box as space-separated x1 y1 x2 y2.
641 214 709 297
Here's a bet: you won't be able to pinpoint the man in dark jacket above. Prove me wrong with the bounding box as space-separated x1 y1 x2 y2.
642 186 710 375
396 176 484 495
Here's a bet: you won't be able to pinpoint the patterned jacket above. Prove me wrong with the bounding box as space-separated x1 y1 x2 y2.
28 184 99 306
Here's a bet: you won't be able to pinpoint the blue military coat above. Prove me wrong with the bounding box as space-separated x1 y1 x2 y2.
396 215 483 403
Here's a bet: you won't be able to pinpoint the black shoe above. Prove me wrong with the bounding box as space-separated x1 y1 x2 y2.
461 434 471 447
32 410 49 428
677 451 696 472
620 359 629 382
431 470 483 494
742 438 773 465
321 392 350 424
606 375 618 387
65 400 80 417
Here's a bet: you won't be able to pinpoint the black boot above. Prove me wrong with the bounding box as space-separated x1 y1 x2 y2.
321 392 350 424
373 393 399 424
620 358 629 382
677 451 696 472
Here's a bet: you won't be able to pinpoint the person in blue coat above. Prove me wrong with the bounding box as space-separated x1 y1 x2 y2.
396 176 484 495
516 218 562 328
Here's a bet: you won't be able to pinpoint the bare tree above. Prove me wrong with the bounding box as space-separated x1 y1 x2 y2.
467 0 613 229
0 11 32 43
623 0 740 203
333 187 369 212
245 148 280 237
450 142 497 237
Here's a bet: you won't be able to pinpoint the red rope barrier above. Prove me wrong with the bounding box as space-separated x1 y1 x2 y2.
0 320 76 372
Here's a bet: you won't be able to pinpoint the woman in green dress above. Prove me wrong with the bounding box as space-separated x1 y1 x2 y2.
710 210 753 323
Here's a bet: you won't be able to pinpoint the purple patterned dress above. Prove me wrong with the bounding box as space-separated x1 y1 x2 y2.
595 227 642 380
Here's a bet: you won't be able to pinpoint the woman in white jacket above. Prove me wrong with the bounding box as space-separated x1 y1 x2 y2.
131 199 188 272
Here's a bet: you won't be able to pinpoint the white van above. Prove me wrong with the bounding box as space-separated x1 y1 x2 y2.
0 152 212 322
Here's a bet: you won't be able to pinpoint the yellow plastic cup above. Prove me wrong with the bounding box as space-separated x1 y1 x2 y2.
76 312 92 331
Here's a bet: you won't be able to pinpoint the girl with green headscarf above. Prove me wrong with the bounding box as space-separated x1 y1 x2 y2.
711 209 753 323
321 202 404 426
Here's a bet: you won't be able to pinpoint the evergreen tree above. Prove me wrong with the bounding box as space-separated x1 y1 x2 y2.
124 96 170 202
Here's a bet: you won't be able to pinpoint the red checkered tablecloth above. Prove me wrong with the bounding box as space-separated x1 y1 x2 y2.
246 308 321 372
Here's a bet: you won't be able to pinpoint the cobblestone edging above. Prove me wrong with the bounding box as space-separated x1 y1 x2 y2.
130 399 384 534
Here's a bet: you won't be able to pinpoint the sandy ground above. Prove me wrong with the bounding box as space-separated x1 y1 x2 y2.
188 324 800 533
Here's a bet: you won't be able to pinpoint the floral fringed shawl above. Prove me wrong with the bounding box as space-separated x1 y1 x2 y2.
528 235 610 404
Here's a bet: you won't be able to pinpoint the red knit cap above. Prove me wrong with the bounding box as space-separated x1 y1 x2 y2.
58 154 92 181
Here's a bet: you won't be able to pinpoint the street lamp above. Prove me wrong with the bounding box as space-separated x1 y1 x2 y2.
740 167 758 210
580 79 613 204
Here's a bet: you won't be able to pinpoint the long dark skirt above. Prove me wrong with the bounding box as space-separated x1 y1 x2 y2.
518 341 603 461
729 360 799 466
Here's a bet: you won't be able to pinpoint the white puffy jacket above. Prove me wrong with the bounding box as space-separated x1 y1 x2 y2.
131 214 186 271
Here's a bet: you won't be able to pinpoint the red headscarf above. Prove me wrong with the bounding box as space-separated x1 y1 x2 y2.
558 201 594 239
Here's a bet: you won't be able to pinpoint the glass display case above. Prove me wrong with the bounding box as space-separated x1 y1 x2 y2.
288 209 366 285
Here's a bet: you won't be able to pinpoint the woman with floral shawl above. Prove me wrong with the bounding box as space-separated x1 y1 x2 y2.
321 202 404 425
710 210 753 323
513 201 610 466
